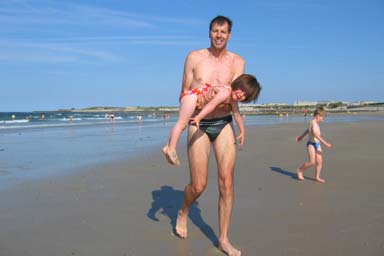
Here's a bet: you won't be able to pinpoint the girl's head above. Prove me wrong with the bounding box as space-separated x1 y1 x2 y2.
231 74 261 103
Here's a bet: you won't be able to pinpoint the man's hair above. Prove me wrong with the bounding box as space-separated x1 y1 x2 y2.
210 15 232 33
231 74 261 103
314 106 326 117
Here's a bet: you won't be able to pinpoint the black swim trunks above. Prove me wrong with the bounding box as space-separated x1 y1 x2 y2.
190 115 233 142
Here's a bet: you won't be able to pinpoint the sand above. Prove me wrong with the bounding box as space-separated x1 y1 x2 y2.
0 120 383 256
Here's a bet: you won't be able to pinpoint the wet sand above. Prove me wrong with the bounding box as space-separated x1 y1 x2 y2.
0 120 383 255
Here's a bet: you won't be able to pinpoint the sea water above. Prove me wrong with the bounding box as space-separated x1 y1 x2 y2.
1 111 383 187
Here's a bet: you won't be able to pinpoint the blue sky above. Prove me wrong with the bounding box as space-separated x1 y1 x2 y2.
1 0 383 111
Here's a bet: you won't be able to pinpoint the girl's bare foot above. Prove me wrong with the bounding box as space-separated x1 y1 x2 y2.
162 146 181 165
219 239 241 256
175 210 188 238
296 168 305 180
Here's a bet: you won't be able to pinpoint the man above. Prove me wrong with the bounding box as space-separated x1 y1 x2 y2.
176 16 245 256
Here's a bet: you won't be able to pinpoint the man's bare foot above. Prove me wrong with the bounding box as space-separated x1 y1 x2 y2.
296 168 305 180
175 210 188 238
162 145 181 165
219 239 241 256
315 177 326 183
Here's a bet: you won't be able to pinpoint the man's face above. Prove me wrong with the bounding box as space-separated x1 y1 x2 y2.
209 22 231 50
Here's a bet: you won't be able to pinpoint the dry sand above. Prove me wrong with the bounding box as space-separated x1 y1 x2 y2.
0 121 383 256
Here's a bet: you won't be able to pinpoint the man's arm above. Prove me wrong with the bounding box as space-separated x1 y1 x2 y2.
231 101 245 146
181 51 197 95
232 55 246 82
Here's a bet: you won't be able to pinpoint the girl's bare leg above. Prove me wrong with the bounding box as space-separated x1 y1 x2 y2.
163 95 197 165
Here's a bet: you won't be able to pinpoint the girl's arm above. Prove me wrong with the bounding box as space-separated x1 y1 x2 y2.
231 101 245 146
189 88 231 129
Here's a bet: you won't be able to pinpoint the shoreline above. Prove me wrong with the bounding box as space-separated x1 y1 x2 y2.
27 104 384 115
1 113 384 188
0 120 383 255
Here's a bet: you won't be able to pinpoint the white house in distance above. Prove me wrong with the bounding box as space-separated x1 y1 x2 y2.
294 100 318 106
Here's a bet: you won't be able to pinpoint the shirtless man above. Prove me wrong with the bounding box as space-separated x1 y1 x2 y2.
175 16 245 256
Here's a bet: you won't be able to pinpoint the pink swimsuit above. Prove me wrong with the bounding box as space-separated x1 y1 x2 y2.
180 83 212 97
181 84 230 110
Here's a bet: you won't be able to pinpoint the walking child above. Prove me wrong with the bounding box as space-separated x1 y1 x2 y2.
296 106 332 182
163 73 261 165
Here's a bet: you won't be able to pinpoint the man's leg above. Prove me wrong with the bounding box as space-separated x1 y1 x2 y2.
176 125 210 238
213 124 241 256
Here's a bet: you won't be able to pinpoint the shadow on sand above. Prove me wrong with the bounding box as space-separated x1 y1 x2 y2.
147 185 218 246
270 166 316 181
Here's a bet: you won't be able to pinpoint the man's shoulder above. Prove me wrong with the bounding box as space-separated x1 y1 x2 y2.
227 51 245 64
187 48 208 58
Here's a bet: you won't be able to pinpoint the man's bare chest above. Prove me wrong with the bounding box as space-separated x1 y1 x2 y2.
194 60 235 85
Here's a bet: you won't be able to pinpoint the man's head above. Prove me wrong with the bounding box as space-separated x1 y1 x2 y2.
210 15 232 33
209 15 232 50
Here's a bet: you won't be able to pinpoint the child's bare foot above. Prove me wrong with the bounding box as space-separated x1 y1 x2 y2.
219 239 241 256
296 168 305 180
162 146 172 164
162 146 181 165
315 177 326 183
175 210 188 238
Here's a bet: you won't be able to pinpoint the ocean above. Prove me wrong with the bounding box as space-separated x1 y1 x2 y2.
1 111 383 188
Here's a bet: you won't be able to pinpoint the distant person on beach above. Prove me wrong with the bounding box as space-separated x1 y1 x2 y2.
172 15 248 256
296 106 332 182
163 73 261 165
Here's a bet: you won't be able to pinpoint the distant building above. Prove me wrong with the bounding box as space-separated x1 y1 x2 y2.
294 101 317 106
347 101 378 106
265 102 289 107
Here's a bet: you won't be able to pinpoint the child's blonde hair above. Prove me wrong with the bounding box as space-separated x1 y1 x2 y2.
314 106 326 117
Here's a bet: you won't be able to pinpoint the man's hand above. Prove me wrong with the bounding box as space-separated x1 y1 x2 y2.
237 133 244 146
189 117 201 130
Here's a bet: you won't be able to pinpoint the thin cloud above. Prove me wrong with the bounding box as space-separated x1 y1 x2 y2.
0 1 204 63
0 39 121 63
0 35 203 63
0 0 200 29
